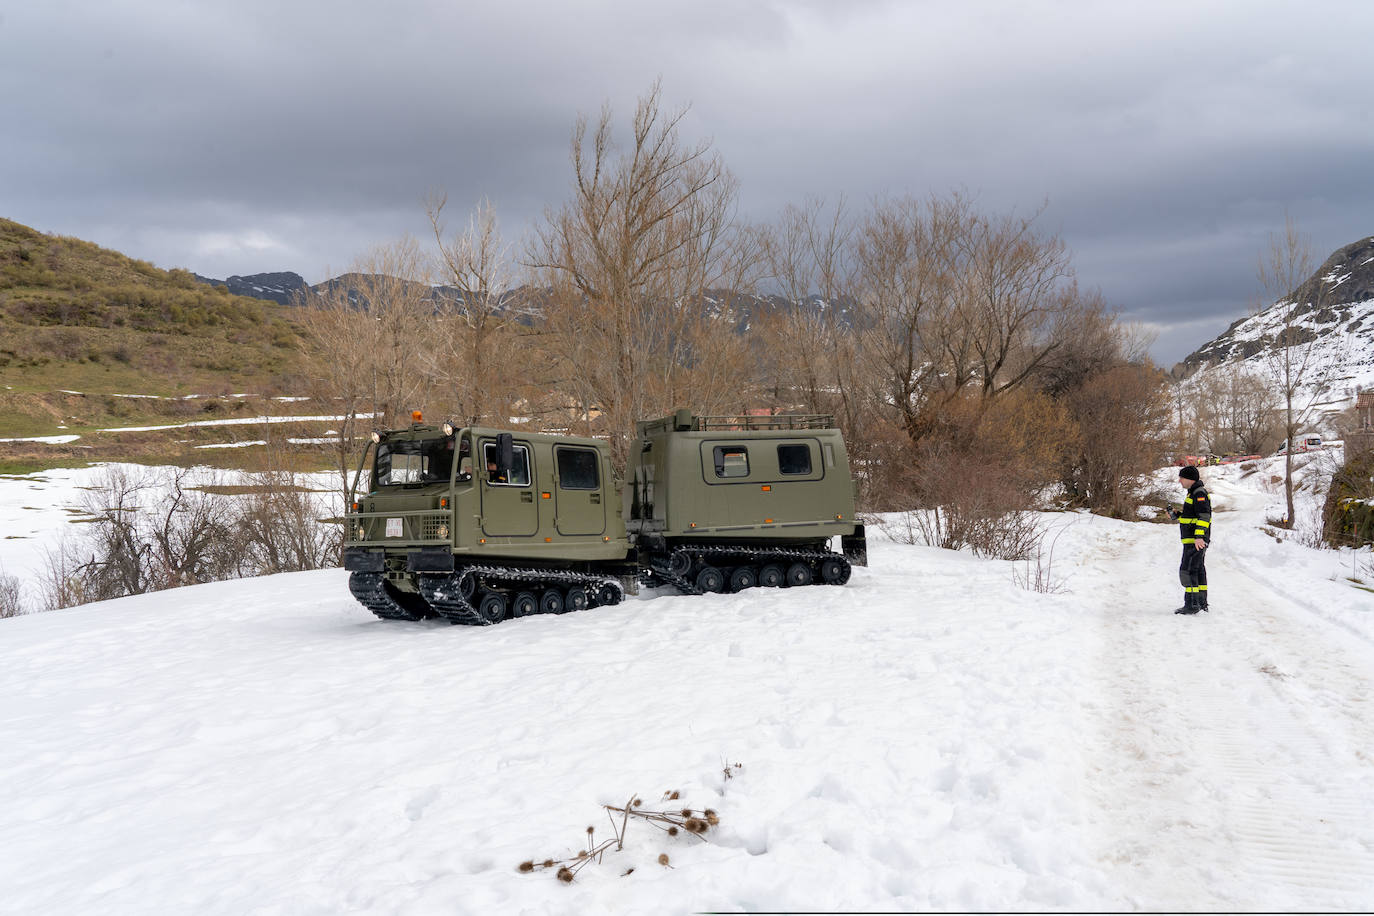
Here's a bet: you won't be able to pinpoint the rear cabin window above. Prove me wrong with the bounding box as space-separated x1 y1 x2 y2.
713 446 750 478
481 442 531 487
777 444 812 475
556 447 600 490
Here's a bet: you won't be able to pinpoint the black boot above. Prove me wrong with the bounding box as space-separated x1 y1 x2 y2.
1174 601 1199 615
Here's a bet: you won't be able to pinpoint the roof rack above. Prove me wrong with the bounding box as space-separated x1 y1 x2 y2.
692 414 834 431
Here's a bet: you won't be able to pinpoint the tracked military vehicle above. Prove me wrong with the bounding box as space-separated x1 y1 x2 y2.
628 409 866 594
343 415 635 624
342 409 867 624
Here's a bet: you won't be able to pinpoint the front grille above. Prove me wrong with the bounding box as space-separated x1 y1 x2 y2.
420 513 448 540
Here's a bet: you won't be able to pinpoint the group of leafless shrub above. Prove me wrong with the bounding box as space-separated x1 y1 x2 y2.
0 572 23 619
40 462 340 611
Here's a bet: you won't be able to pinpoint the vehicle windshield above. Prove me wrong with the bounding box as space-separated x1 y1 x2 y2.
374 436 455 487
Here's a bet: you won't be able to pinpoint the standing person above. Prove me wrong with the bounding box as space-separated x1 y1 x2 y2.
1167 465 1212 614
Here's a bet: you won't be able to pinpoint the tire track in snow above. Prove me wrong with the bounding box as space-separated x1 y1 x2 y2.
1082 523 1374 909
1192 552 1374 905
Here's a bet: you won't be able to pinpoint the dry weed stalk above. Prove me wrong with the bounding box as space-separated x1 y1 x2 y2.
518 788 724 883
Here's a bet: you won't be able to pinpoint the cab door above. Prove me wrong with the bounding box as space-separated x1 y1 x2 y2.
553 445 606 535
479 440 538 536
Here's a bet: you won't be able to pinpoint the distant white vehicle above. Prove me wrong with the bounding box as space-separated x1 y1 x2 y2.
1276 435 1324 455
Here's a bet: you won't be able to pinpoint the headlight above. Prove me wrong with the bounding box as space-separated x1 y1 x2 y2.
370 431 382 444
442 422 455 436
436 524 449 539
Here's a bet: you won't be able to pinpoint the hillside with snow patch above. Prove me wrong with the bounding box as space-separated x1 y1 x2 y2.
1 453 1371 913
1177 235 1374 427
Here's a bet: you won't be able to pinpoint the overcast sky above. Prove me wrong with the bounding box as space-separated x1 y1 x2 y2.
3 0 1371 365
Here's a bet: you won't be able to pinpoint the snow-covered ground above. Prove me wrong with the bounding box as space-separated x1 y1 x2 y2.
0 456 1371 913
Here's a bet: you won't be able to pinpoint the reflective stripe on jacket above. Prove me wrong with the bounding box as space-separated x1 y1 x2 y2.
1178 481 1212 545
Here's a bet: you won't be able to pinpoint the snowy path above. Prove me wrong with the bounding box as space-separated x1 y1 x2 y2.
1078 513 1374 909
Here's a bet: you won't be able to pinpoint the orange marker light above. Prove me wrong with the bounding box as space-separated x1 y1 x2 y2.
439 497 448 508
541 492 551 499
761 485 771 492
478 538 486 544
545 537 552 543
765 518 774 524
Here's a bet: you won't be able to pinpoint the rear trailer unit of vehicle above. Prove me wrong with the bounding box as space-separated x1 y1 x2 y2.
627 409 867 594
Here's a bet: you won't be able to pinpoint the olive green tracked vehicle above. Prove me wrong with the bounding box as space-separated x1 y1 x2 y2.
343 418 635 624
342 409 867 624
628 409 866 594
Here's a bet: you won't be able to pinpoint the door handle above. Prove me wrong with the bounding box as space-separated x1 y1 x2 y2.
590 493 601 504
521 491 533 503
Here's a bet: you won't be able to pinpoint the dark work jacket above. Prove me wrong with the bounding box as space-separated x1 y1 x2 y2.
1178 481 1212 545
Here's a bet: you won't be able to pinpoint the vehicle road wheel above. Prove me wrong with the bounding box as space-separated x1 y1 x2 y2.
695 565 725 593
667 549 693 578
565 586 589 612
476 591 508 624
728 567 757 592
785 562 814 587
512 591 538 618
539 589 565 615
758 564 785 588
819 556 850 585
595 581 622 607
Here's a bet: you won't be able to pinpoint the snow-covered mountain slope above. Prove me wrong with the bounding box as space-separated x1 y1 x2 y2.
1 455 1371 913
1177 236 1374 423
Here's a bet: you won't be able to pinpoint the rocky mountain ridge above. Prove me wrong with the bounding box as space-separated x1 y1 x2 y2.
1175 234 1374 424
1177 236 1374 374
193 271 310 305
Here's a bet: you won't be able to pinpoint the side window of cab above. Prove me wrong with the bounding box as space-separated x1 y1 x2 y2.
481 442 531 487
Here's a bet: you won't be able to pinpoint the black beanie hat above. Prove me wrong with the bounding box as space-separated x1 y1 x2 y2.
1179 465 1200 481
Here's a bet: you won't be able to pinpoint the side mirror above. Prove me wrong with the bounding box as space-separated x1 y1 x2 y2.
497 433 515 478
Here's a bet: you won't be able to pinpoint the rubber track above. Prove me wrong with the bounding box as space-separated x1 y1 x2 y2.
348 572 427 621
417 564 625 626
646 545 851 595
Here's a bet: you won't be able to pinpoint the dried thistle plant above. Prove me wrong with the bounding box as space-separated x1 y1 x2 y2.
518 786 727 883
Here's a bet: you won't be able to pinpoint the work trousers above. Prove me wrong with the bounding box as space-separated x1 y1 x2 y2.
1179 543 1208 608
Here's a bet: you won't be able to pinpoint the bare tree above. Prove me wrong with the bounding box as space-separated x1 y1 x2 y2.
529 81 756 461
296 238 433 505
426 195 527 427
1060 363 1171 517
850 194 1080 452
758 197 855 415
1256 214 1340 526
1195 366 1278 455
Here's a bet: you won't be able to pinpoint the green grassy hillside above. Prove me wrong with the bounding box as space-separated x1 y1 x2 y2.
0 218 302 397
0 219 329 469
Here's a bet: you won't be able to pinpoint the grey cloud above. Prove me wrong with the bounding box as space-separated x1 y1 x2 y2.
3 0 1372 366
